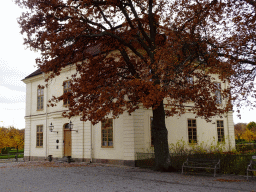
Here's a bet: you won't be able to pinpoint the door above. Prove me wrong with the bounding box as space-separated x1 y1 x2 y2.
64 127 71 156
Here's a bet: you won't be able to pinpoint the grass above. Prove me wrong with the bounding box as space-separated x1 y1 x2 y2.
0 154 24 159
0 149 24 159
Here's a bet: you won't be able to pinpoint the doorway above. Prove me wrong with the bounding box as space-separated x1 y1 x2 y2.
63 123 71 156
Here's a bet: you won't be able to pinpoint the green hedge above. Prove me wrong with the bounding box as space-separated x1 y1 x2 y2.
136 152 256 175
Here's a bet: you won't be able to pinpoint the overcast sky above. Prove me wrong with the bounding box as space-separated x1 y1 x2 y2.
0 0 255 129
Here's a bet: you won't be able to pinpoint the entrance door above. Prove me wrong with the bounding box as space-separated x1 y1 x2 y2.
64 124 71 156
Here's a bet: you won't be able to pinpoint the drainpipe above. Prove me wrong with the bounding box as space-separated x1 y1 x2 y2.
44 72 48 160
29 81 32 161
90 122 93 163
227 112 230 151
82 120 84 161
225 81 231 151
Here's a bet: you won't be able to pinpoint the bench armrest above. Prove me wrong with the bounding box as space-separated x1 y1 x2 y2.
182 158 189 166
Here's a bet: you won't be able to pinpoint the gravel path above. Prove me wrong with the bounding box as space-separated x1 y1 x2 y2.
0 161 255 192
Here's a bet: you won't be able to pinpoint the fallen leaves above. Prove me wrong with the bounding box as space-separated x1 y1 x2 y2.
12 162 98 168
214 179 246 182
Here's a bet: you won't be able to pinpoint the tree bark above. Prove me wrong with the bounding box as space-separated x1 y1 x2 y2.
152 100 171 171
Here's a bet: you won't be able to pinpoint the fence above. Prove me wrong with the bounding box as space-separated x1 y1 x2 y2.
0 152 24 160
135 152 256 175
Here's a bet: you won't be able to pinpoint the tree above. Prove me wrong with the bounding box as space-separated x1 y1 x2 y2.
16 0 256 171
241 128 256 143
247 122 256 132
234 123 247 141
0 127 24 153
8 127 24 152
0 127 10 152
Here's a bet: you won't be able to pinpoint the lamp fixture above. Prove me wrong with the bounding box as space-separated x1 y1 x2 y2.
49 122 58 134
69 121 78 132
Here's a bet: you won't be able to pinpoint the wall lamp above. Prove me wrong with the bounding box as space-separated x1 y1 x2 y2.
68 121 78 132
49 122 58 134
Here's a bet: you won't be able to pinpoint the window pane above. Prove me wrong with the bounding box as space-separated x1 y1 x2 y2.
101 119 113 147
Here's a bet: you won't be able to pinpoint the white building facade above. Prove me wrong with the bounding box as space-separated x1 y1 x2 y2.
22 65 236 166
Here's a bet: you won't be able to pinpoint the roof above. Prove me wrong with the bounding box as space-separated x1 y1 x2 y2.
23 68 43 80
23 44 102 80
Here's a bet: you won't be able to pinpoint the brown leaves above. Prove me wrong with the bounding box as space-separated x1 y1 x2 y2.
215 179 246 182
17 0 256 123
13 162 98 168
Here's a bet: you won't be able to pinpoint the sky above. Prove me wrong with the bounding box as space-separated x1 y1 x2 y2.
0 1 255 129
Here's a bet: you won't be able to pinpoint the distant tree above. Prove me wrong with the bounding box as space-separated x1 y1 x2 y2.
0 127 24 154
241 128 256 143
246 122 256 132
0 127 10 153
234 123 247 140
8 127 24 152
16 0 256 171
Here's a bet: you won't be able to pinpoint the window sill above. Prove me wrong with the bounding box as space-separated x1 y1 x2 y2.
36 146 43 148
101 146 114 148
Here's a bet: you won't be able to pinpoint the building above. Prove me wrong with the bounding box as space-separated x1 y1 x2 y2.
22 62 235 166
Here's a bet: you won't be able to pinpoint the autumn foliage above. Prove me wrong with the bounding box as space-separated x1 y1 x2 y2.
16 0 256 170
0 127 24 153
235 122 256 143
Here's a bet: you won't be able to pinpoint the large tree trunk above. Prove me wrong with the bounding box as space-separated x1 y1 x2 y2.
152 100 171 171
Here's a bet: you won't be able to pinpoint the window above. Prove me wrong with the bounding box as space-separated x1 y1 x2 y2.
37 88 44 110
63 80 71 106
36 125 43 147
215 83 222 104
184 76 194 101
101 119 113 147
188 119 197 144
186 76 194 85
217 120 224 142
150 117 154 146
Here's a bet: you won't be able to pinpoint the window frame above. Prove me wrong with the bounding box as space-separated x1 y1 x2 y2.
63 80 71 106
215 82 222 105
185 76 194 102
217 120 225 143
188 119 197 144
101 119 114 148
37 88 44 111
186 76 194 86
36 125 43 148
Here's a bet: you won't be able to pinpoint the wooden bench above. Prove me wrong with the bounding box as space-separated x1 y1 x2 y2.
182 157 220 177
247 156 256 180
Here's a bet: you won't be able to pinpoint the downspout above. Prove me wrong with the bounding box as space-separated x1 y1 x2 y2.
227 112 230 151
225 81 231 151
29 81 32 161
44 73 48 160
82 120 84 161
90 122 93 163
